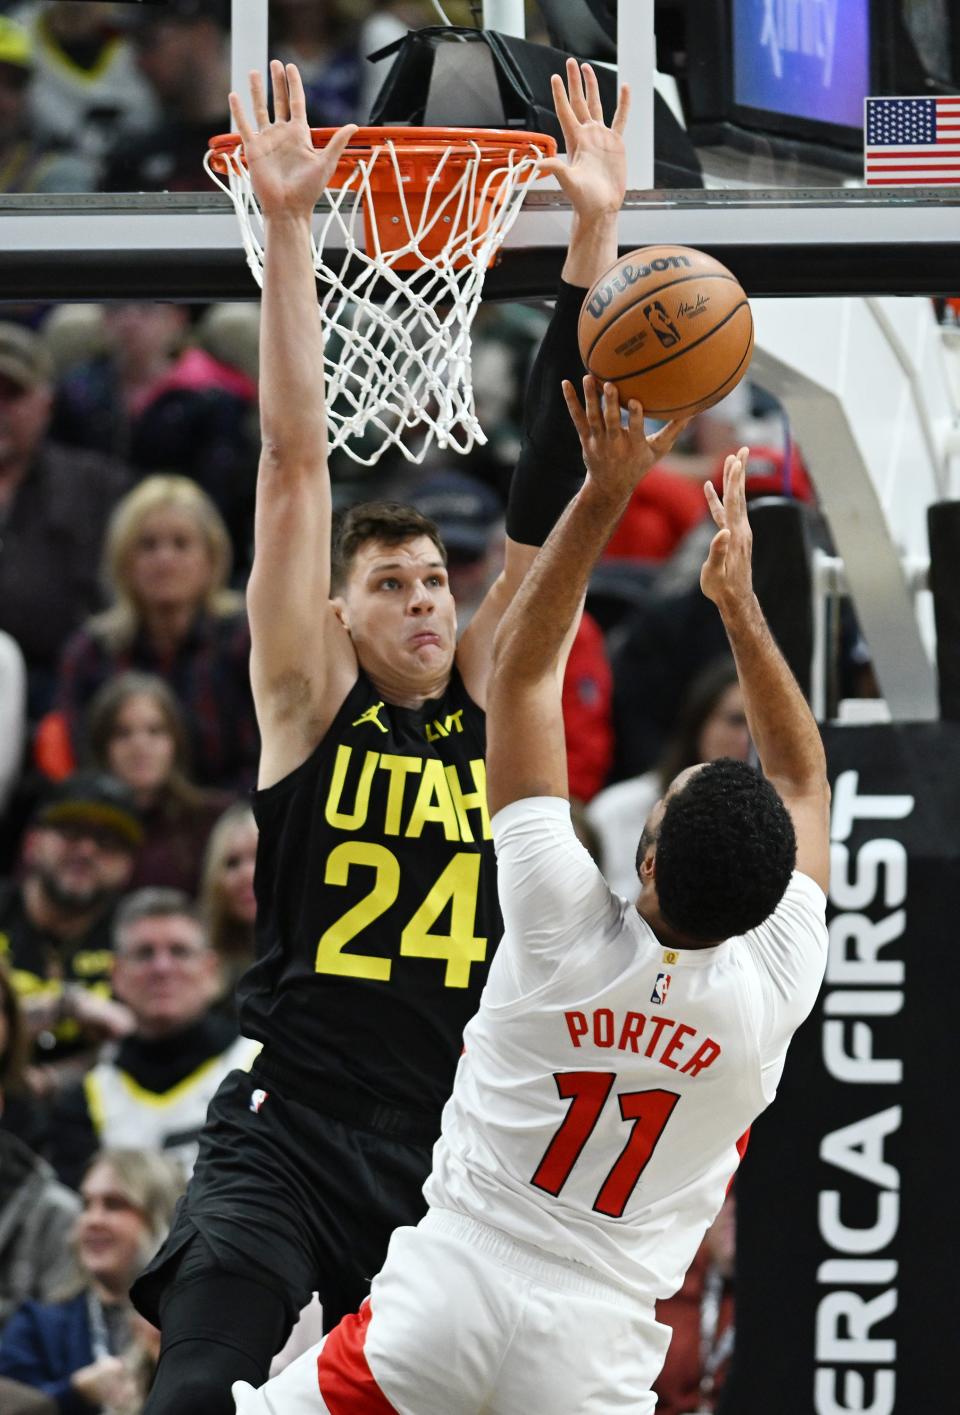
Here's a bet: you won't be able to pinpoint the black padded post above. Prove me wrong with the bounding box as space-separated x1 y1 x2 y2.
927 500 960 719
749 497 814 700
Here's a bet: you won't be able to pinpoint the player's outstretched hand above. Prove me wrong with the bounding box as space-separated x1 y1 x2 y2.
700 448 754 609
540 58 629 220
562 376 688 501
228 60 358 219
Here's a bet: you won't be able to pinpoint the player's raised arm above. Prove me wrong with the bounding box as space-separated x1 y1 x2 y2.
233 62 359 785
457 60 630 706
700 452 831 890
485 382 687 817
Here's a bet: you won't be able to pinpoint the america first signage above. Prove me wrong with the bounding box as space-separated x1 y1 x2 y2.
721 724 960 1415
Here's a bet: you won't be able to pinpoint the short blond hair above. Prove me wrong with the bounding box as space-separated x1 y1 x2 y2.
91 475 243 652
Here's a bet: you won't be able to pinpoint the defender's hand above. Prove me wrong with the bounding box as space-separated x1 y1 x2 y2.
700 447 755 609
563 376 688 502
540 59 629 221
228 60 358 219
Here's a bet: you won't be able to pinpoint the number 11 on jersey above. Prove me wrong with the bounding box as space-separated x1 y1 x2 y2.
531 1072 680 1219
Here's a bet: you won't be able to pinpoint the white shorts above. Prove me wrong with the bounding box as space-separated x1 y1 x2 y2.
233 1208 671 1415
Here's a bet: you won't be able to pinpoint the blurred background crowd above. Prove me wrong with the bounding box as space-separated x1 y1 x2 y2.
0 3 866 1413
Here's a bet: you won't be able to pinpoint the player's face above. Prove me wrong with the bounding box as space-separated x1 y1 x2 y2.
338 536 457 686
75 1160 151 1295
636 765 708 886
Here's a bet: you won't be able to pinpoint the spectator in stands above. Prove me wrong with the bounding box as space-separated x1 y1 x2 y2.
0 630 26 819
49 889 257 1191
601 460 707 564
0 773 139 1087
271 0 360 127
15 2 158 182
199 803 258 1010
1 965 81 1333
586 659 749 897
653 1194 736 1414
0 16 95 193
102 0 230 193
85 673 234 897
57 475 258 792
561 608 614 803
0 322 130 721
0 1147 182 1412
50 303 258 576
358 1 425 119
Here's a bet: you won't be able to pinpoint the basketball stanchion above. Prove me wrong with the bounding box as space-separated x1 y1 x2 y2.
205 126 557 465
578 245 754 416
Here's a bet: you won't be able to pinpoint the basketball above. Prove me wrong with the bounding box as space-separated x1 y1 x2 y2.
577 245 754 418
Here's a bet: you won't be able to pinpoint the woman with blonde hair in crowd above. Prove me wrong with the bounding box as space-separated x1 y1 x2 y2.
0 1148 183 1413
56 475 258 791
199 802 258 1013
85 673 234 898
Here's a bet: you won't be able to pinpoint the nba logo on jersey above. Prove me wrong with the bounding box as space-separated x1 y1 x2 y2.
249 1088 269 1114
650 972 671 1005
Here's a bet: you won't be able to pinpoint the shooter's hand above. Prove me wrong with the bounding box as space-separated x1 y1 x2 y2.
700 447 755 610
228 60 358 219
562 376 688 503
540 58 629 221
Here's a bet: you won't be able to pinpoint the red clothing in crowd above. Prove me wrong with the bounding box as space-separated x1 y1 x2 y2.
603 467 707 564
561 610 613 802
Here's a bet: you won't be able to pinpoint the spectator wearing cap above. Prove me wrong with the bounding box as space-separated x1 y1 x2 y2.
0 322 131 723
0 16 96 193
101 0 231 194
0 772 141 1086
49 888 258 1191
409 469 613 800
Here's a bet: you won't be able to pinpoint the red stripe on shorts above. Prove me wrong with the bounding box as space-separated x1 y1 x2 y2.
725 1126 752 1196
317 1301 399 1414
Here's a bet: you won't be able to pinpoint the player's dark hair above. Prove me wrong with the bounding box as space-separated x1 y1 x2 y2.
331 501 447 594
643 758 796 942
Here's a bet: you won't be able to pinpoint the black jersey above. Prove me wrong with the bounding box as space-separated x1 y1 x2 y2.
239 666 502 1117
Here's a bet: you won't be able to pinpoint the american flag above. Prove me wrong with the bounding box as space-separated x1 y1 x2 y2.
865 96 960 186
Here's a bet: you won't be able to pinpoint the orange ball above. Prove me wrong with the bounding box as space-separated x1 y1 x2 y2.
578 245 754 417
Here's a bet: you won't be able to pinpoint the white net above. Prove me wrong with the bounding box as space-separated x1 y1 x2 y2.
204 133 551 466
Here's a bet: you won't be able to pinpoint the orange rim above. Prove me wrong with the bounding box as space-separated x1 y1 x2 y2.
207 125 558 182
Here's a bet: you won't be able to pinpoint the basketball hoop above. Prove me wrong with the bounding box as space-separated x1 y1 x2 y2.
205 126 557 466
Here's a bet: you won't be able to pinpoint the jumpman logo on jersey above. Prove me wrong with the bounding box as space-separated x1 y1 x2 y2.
352 701 388 734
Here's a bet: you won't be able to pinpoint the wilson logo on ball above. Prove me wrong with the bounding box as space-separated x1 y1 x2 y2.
585 254 693 320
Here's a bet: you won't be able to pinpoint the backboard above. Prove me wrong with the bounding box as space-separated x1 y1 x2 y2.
1 0 958 724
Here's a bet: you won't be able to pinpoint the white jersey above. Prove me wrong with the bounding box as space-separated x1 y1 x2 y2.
425 795 827 1303
84 1034 259 1180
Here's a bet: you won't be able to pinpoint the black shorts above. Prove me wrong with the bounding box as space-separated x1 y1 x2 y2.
132 1057 437 1332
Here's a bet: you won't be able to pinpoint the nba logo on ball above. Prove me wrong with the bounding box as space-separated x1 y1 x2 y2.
249 1088 269 1114
650 972 671 1006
